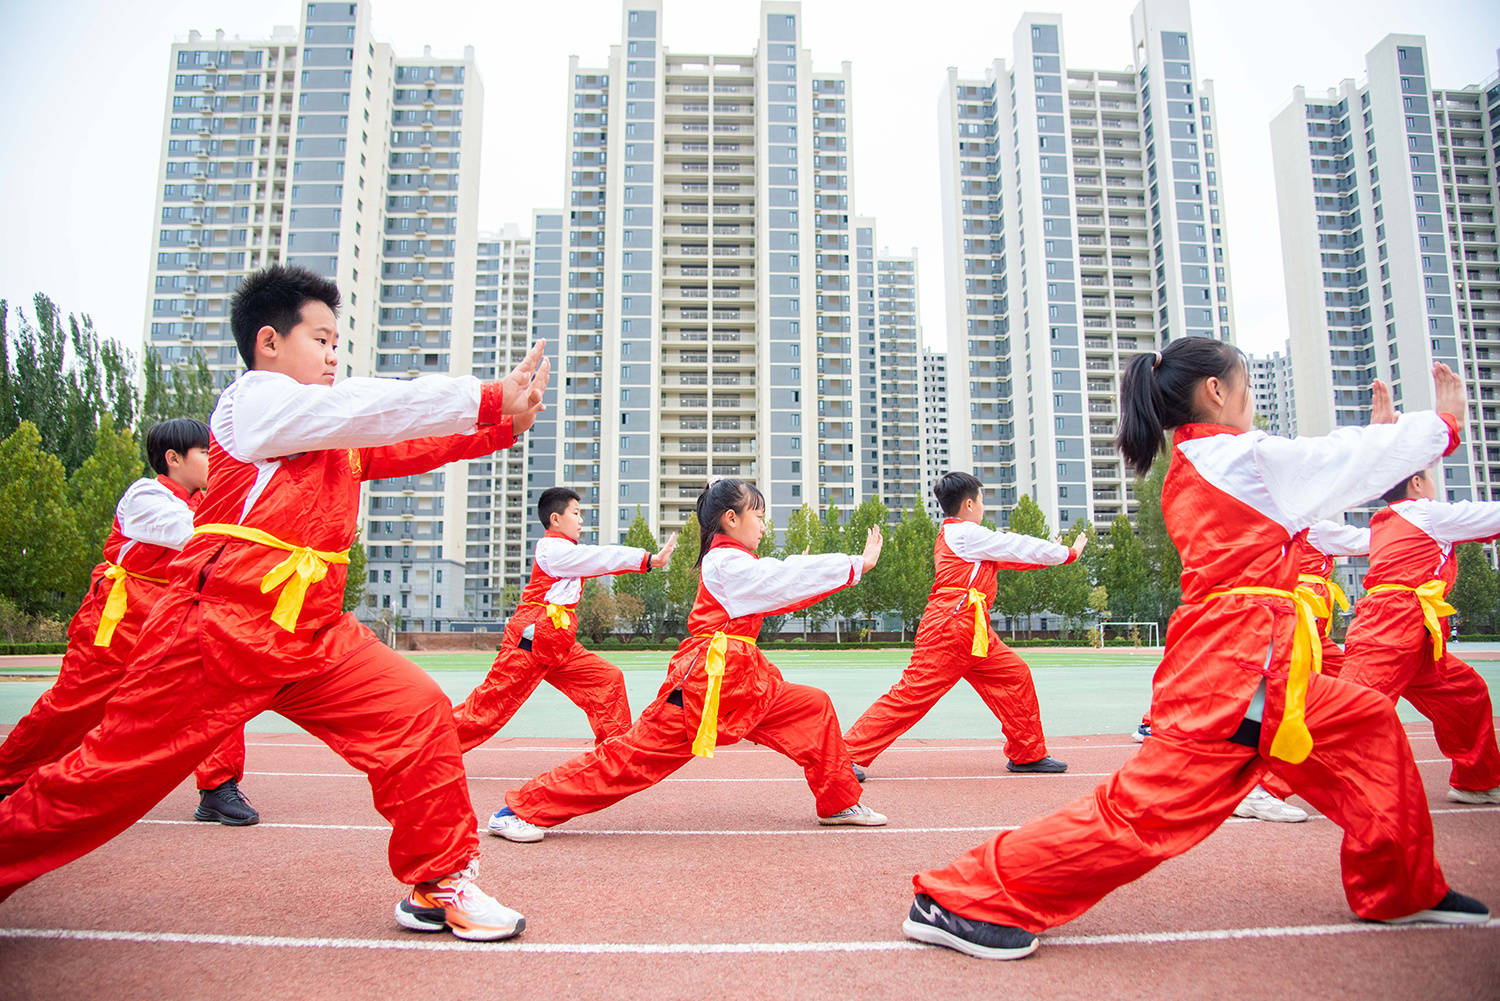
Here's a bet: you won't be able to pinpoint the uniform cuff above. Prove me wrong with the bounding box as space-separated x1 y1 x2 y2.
1438 412 1463 456
478 380 506 427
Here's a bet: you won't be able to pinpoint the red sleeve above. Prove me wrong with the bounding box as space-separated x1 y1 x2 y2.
359 419 515 481
1439 411 1463 456
478 381 506 427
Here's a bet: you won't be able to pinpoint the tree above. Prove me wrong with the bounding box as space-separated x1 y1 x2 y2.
66 416 146 598
783 503 824 638
1134 454 1182 627
613 508 666 637
846 497 891 636
820 504 848 640
612 590 647 639
993 495 1051 636
665 512 702 635
140 348 220 438
576 577 618 643
1044 518 1094 638
0 422 84 617
1101 512 1150 625
1449 542 1500 635
888 504 938 640
343 537 368 613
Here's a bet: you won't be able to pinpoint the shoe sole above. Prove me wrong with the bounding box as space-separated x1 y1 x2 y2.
1445 790 1500 805
1381 909 1491 926
902 918 1039 960
449 915 526 941
1232 806 1308 823
1005 765 1068 774
193 807 260 827
487 823 545 843
394 902 527 940
817 813 887 826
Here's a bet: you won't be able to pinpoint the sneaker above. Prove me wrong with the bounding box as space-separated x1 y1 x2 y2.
1132 723 1150 743
394 861 526 941
902 893 1038 960
851 762 868 784
487 806 546 842
193 779 259 826
1233 787 1308 823
817 802 887 826
1006 756 1068 774
1380 889 1490 926
1446 785 1500 805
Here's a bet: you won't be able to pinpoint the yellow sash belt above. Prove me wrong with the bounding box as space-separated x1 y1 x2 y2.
1367 580 1455 661
935 586 991 657
93 562 169 647
1297 572 1349 617
523 601 573 631
1205 586 1323 765
689 631 758 758
193 523 351 633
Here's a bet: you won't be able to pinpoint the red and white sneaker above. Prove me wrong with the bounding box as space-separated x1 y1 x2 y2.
395 861 525 941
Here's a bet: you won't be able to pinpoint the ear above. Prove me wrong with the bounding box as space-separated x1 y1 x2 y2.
256 323 280 362
163 448 182 469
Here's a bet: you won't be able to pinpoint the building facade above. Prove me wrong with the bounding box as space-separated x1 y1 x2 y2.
1249 342 1297 438
1272 35 1499 502
939 0 1235 529
921 348 950 517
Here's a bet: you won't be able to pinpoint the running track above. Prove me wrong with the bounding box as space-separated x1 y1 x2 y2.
0 724 1495 1000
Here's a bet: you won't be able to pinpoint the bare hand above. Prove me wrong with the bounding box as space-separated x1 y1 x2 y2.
500 340 551 418
1432 362 1466 420
651 533 678 569
1071 532 1089 557
861 525 884 572
1369 379 1397 425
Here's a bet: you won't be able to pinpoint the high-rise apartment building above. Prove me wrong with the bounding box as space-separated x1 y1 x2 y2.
1272 36 1499 501
146 1 485 630
939 0 1235 530
525 0 922 547
921 348 950 518
1249 342 1297 438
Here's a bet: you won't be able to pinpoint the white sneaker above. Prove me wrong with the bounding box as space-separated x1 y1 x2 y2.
1233 787 1308 823
394 861 526 941
1446 785 1500 805
488 807 546 842
1131 723 1150 743
818 802 887 826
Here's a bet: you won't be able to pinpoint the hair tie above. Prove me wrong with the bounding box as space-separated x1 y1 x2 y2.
706 475 725 490
1152 350 1163 370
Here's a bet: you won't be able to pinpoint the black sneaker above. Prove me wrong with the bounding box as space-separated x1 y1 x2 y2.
1381 889 1490 926
194 779 260 826
1006 756 1068 774
851 763 867 784
902 893 1038 960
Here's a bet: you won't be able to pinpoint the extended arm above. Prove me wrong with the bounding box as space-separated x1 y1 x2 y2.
945 520 1076 570
1423 500 1500 546
535 537 652 579
701 548 862 619
115 480 195 550
1307 520 1371 557
359 419 515 481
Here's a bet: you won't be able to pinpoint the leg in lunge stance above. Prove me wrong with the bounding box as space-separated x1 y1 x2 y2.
748 680 879 824
546 642 633 744
192 727 258 826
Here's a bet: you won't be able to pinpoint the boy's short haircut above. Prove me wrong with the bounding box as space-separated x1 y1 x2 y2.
1381 471 1425 505
538 486 582 531
145 418 211 476
229 265 341 370
933 472 984 517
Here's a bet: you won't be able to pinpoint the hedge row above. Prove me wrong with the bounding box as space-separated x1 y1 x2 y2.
0 642 69 655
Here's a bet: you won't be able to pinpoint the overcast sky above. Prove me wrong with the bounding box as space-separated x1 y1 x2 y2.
1 0 1496 362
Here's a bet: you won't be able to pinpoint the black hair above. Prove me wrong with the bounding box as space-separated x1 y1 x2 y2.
694 478 765 567
145 418 211 476
229 265 341 370
1381 470 1427 504
1117 337 1247 477
538 486 581 531
933 471 983 517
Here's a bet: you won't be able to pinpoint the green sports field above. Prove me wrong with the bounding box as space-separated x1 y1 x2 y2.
7 646 1493 740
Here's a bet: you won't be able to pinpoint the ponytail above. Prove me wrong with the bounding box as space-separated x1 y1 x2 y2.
694 477 766 567
1116 337 1245 477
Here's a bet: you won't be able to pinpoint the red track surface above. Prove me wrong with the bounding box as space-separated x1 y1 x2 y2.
1 723 1496 1001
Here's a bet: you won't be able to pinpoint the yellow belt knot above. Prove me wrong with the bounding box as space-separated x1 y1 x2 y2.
525 601 572 631
937 586 990 657
1367 580 1456 661
1206 586 1323 765
93 562 168 647
1297 573 1349 617
193 523 351 633
690 631 758 758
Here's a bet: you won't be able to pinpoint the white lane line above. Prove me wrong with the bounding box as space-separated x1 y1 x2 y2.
2 918 1494 955
134 805 1500 837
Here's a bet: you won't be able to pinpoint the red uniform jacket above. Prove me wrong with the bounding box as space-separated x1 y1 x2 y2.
502 530 652 663
925 517 1075 627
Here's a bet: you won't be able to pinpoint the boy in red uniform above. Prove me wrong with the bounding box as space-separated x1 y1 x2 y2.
842 472 1082 779
1341 469 1500 804
0 418 256 826
0 265 549 941
451 487 675 749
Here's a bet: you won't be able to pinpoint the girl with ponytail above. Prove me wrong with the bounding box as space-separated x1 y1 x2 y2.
903 347 1488 962
489 478 890 842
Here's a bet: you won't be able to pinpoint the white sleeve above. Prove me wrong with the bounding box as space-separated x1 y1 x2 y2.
213 370 485 463
945 520 1073 566
701 548 862 619
1306 520 1370 557
534 538 648 579
1419 499 1500 546
114 479 194 550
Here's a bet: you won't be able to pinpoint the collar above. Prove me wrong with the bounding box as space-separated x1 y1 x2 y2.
709 533 758 557
155 474 195 502
544 529 578 544
1173 422 1246 444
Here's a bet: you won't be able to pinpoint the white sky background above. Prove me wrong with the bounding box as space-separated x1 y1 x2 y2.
1 0 1496 363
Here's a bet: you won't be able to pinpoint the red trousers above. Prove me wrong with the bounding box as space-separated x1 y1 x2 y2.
451 641 631 752
914 672 1448 931
1341 637 1500 792
843 609 1047 766
507 675 862 825
0 600 479 900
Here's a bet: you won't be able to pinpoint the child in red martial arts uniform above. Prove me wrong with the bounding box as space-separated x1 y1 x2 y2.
451 486 676 749
0 418 256 825
842 471 1083 779
487 477 887 841
1340 468 1500 805
902 342 1488 961
0 265 550 941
